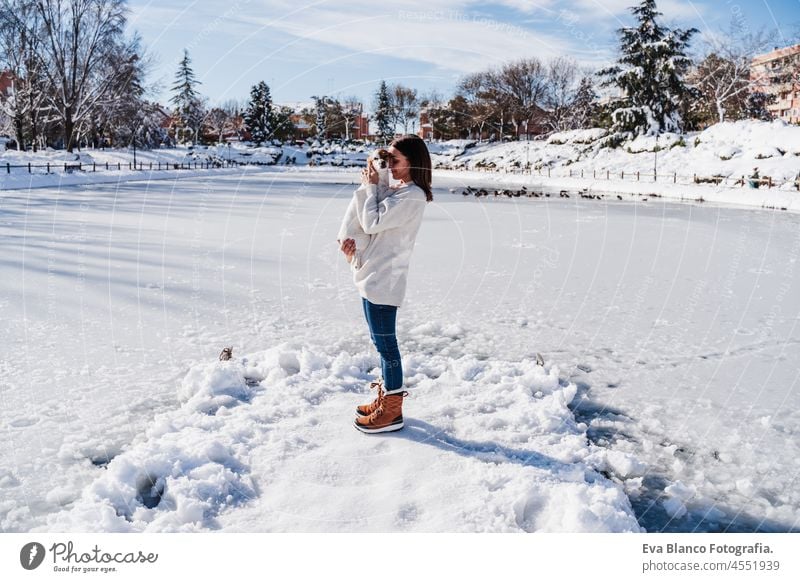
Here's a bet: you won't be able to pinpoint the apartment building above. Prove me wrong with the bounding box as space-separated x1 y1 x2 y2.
751 43 800 124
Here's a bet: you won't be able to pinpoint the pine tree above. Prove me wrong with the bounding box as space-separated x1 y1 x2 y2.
244 81 274 145
311 95 328 139
568 76 597 129
373 81 394 143
597 0 697 137
170 49 204 144
744 91 775 121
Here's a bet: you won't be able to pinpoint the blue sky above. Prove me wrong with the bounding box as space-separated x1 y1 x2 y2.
128 0 800 111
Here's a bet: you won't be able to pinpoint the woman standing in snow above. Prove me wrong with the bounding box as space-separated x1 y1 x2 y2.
339 135 433 434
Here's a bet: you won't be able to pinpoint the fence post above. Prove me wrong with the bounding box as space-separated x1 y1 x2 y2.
6 162 9 174
118 162 121 170
106 162 108 170
581 169 584 178
621 171 624 180
741 175 744 187
593 169 596 179
93 162 96 172
568 169 571 177
673 172 676 183
64 163 67 172
768 176 773 188
28 162 31 174
47 162 50 173
637 171 639 181
150 162 152 170
606 170 609 180
547 167 550 177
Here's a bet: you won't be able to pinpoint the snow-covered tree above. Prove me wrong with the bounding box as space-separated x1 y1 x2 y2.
170 49 204 144
568 75 598 129
270 105 296 142
0 0 50 151
34 0 141 151
689 22 772 125
743 91 775 121
372 81 393 143
243 81 274 145
310 94 334 139
597 0 698 137
340 96 362 141
88 31 150 148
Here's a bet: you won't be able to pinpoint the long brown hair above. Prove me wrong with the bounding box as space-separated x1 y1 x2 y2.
391 135 433 202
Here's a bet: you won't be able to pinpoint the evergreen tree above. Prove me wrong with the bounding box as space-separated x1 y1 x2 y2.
244 81 274 145
311 95 329 139
744 91 775 121
597 0 697 137
373 81 394 143
271 106 296 142
170 49 204 144
568 75 597 129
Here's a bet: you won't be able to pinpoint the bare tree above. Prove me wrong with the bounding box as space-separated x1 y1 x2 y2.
457 72 496 141
490 58 548 139
543 57 579 132
691 21 773 124
340 95 362 141
35 0 134 151
203 107 231 143
419 89 446 140
87 31 150 148
392 84 418 135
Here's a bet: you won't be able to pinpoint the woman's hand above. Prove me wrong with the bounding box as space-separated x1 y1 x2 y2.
339 238 356 263
361 163 379 185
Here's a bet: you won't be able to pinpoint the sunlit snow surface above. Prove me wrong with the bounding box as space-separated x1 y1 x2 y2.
0 170 798 532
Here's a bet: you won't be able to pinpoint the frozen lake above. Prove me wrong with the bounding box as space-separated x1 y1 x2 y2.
1 170 798 532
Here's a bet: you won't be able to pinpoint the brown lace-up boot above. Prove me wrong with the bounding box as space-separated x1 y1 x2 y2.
356 380 384 417
354 391 408 434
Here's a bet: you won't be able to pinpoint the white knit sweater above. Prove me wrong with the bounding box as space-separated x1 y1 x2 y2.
345 180 427 308
336 168 391 269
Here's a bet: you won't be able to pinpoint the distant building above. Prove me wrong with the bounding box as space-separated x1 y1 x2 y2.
750 43 800 124
418 109 433 140
282 100 368 141
0 70 16 98
352 114 369 140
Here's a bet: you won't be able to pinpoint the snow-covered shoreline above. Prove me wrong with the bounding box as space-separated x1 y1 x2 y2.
4 119 798 215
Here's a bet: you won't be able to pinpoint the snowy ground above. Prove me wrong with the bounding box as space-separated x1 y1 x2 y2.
1 169 798 532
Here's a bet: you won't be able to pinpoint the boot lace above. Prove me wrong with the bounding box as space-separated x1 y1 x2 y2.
369 380 384 408
367 391 408 422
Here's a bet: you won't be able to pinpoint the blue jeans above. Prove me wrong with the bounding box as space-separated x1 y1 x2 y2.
362 298 403 391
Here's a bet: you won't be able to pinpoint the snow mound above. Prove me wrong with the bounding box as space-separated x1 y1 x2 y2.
45 335 643 532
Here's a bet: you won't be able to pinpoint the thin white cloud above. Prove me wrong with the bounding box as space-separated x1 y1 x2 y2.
247 0 584 75
569 0 707 24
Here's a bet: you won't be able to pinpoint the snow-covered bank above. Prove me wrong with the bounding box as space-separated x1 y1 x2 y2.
3 120 799 215
430 120 800 191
